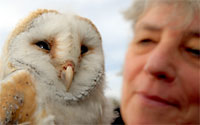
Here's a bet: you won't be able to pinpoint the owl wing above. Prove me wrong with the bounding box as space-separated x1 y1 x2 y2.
0 70 37 124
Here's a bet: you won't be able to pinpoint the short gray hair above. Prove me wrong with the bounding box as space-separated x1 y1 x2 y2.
124 0 200 28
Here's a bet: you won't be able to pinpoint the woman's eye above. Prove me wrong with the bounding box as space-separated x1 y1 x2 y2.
35 41 51 51
186 48 200 58
138 39 154 45
81 45 89 55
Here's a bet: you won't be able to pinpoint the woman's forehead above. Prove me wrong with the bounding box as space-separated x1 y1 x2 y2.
135 4 199 32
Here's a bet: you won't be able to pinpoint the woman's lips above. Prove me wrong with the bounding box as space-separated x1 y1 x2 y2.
137 92 180 109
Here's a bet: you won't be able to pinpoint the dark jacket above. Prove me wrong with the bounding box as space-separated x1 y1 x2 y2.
112 107 125 125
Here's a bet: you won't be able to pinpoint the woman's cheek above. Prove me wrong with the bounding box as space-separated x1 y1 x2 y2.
123 48 135 83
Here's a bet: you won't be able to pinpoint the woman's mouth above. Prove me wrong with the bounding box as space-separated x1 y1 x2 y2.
137 93 180 109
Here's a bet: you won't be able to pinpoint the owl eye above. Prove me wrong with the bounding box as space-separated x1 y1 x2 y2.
35 41 51 51
81 45 88 55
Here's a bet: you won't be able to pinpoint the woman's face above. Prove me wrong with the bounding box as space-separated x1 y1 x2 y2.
121 4 200 124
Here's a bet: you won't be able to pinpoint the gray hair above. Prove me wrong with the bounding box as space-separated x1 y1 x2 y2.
124 0 200 28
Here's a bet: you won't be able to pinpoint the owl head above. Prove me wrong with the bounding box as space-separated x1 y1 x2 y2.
0 9 105 103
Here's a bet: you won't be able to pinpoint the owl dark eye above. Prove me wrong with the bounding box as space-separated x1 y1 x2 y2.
81 45 88 55
35 41 51 51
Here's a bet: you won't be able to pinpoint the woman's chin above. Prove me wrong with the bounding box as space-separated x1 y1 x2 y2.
123 95 179 124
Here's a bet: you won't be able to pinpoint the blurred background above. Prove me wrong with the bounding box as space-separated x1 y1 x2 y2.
0 0 133 101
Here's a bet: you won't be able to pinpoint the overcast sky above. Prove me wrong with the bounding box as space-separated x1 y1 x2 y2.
0 0 133 100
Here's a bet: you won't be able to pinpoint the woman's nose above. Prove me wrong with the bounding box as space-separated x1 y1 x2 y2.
144 44 176 83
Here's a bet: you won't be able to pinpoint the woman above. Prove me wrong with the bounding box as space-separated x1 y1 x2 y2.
121 0 200 124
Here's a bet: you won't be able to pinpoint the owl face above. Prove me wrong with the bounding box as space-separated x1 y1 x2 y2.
3 10 104 102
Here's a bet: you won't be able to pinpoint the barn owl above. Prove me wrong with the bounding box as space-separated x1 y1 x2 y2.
0 9 115 124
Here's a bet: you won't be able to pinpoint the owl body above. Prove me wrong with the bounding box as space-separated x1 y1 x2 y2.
0 10 114 124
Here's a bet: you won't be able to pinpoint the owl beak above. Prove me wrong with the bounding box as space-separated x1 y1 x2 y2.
65 65 74 91
61 61 74 92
